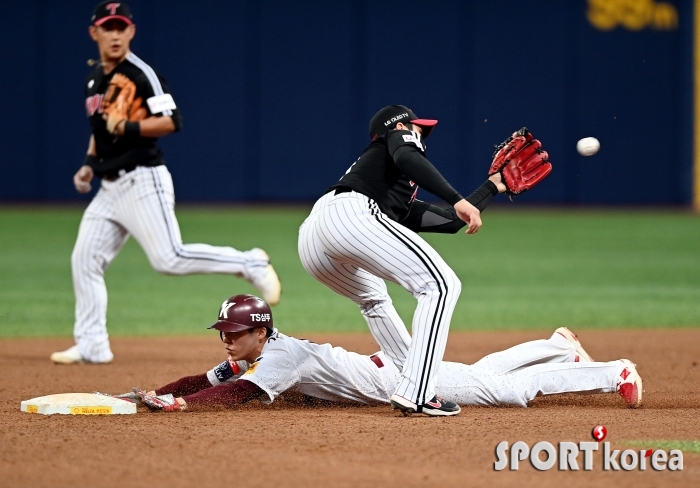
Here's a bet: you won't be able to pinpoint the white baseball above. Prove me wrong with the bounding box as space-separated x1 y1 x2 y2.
576 137 600 156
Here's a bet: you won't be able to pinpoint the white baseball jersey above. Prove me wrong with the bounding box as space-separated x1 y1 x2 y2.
204 330 624 407
206 329 393 404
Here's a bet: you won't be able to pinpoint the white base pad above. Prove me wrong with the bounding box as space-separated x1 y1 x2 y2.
21 393 136 415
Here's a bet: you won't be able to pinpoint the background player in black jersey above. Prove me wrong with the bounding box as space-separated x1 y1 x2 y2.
298 105 507 416
51 1 281 365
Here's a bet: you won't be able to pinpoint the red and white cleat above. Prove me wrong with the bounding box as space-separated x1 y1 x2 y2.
617 359 643 408
554 327 594 362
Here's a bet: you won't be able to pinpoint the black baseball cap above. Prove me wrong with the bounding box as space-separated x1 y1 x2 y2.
368 105 438 140
91 1 134 26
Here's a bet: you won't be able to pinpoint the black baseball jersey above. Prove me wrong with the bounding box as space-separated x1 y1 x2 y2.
327 129 463 222
84 52 183 176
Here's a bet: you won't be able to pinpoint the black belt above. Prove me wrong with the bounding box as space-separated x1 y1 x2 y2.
102 164 139 181
334 186 352 196
369 354 384 368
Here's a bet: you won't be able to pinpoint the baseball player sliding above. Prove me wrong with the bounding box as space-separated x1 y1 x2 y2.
298 105 552 415
52 2 281 366
109 295 642 413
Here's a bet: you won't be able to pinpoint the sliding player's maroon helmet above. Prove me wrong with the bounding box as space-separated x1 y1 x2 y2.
209 294 273 332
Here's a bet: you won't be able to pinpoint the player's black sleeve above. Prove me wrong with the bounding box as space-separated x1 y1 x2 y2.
388 136 463 205
155 73 183 131
400 181 499 234
136 70 183 132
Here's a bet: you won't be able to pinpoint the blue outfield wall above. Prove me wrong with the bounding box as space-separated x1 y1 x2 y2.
0 0 693 204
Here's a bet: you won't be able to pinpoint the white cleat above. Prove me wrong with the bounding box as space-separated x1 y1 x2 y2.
248 249 281 306
617 359 643 408
50 345 84 364
554 327 594 362
50 345 113 364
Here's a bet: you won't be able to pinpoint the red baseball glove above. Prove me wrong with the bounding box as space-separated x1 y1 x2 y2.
489 127 552 196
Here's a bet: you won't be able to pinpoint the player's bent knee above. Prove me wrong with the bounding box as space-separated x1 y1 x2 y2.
358 295 392 315
146 251 183 275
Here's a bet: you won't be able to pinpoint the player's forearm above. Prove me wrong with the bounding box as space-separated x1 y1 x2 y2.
87 135 96 156
400 200 465 234
135 116 176 138
155 373 212 397
465 180 499 212
393 146 463 205
113 115 176 138
181 379 265 409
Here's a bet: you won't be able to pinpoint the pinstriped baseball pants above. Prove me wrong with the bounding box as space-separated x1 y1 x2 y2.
299 191 461 404
72 166 268 362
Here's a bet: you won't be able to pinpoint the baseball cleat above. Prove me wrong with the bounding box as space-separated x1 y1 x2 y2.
50 345 85 364
50 345 113 364
617 359 643 408
554 327 594 362
248 249 281 306
390 393 461 417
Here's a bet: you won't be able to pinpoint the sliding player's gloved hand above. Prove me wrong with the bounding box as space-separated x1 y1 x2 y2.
133 387 183 412
489 127 552 196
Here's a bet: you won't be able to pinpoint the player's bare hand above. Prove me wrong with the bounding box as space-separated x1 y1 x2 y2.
73 165 94 194
488 172 507 193
454 199 482 234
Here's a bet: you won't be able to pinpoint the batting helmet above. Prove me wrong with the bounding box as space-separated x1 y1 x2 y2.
368 105 438 140
208 294 273 332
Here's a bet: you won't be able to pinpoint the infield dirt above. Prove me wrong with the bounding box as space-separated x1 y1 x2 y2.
1 329 698 487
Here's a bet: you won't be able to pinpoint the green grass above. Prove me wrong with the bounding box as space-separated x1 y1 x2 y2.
623 440 700 454
1 206 699 337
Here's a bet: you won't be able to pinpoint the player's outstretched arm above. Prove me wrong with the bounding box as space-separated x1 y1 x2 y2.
137 379 266 412
181 379 265 409
401 175 506 235
153 373 213 398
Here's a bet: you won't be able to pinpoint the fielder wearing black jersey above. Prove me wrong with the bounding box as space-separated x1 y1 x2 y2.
52 1 281 365
299 105 507 416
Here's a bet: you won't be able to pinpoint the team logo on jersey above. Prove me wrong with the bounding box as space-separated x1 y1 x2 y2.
85 94 105 116
219 301 235 319
402 133 425 151
244 359 261 375
250 313 271 322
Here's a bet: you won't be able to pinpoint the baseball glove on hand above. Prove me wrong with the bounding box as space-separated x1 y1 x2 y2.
101 73 147 135
133 388 183 412
489 127 552 196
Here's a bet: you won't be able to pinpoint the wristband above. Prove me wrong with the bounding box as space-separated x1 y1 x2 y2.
83 155 98 169
124 121 140 137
